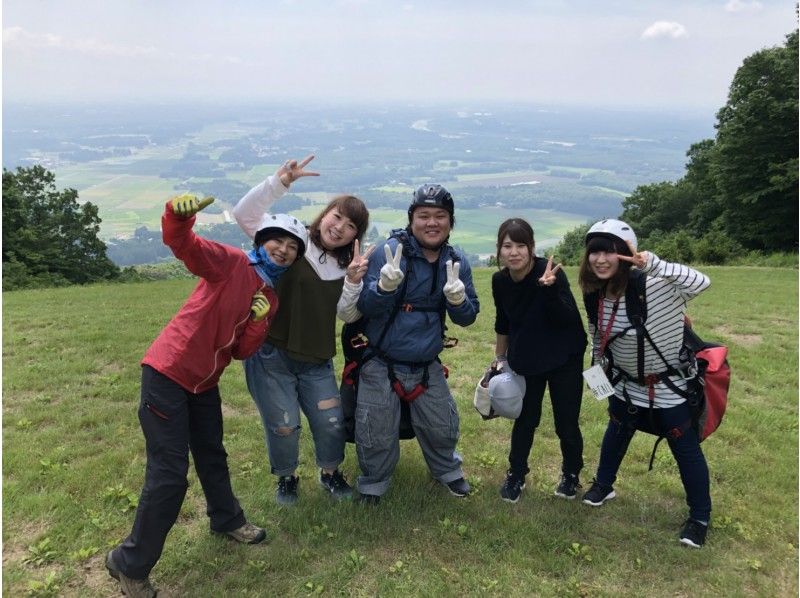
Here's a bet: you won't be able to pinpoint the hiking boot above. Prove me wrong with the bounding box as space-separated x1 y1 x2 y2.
500 470 526 503
105 551 157 598
319 469 353 500
554 473 581 500
582 480 616 506
276 475 299 505
679 518 708 548
445 477 471 497
357 492 381 506
225 521 267 545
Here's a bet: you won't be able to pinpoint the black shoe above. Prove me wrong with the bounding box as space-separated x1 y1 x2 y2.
276 475 299 505
357 492 381 506
679 518 708 548
320 469 353 500
582 480 616 506
554 473 581 500
105 551 158 598
499 470 526 503
445 477 471 497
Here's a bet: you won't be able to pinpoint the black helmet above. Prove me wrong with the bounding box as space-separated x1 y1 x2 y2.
408 184 455 226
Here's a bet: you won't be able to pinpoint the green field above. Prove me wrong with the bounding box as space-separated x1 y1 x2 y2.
3 267 797 596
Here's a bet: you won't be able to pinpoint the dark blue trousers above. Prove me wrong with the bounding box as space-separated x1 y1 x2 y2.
595 396 711 521
113 366 245 579
509 353 584 477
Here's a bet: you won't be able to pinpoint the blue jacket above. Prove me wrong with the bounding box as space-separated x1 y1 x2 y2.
357 230 479 364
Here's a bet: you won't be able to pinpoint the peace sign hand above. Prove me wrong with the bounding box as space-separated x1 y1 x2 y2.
378 243 404 292
615 241 648 269
443 259 466 305
278 154 320 188
537 255 563 287
345 239 375 284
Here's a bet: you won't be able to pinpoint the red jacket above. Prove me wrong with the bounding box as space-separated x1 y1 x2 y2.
142 203 279 394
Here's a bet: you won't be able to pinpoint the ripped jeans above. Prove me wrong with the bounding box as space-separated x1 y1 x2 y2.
243 342 345 476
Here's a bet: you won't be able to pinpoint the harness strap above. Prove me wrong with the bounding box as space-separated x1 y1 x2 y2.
387 360 432 403
342 361 359 386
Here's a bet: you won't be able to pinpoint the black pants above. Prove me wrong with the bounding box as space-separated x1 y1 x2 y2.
508 353 584 477
113 366 245 579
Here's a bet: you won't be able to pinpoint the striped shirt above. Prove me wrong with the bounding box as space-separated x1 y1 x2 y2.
589 253 711 408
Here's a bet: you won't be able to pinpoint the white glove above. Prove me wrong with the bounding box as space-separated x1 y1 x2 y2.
378 243 404 292
443 259 466 305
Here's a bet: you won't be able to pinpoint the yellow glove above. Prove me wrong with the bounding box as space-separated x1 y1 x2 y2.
170 194 215 217
250 292 271 322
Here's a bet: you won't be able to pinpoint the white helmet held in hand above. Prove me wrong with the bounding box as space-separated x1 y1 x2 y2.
255 213 309 257
585 218 637 252
488 370 526 420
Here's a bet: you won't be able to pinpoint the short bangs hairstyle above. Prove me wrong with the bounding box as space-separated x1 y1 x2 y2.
308 194 369 269
578 235 632 296
495 218 535 268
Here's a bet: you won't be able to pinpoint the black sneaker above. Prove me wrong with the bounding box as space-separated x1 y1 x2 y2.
554 473 581 500
357 493 381 506
500 470 526 503
276 475 299 505
445 477 471 497
582 480 616 506
679 518 708 548
319 469 353 500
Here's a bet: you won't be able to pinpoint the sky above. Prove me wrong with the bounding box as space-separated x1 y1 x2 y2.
1 0 796 110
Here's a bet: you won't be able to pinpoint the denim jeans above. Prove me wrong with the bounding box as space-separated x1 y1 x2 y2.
509 353 584 477
243 342 345 476
595 396 711 521
355 358 464 497
114 366 245 579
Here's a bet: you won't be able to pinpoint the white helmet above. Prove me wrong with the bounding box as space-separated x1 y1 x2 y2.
586 219 637 252
255 213 308 257
473 382 494 419
488 371 526 420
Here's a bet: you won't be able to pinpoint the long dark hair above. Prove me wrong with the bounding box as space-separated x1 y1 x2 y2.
308 195 369 269
495 218 535 270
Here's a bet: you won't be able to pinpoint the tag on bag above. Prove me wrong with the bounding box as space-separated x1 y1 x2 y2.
583 365 615 400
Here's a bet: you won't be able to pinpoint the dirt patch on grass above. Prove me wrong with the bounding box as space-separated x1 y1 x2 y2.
713 325 762 347
2 519 50 568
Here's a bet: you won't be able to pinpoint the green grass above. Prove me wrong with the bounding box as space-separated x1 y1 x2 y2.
3 267 797 596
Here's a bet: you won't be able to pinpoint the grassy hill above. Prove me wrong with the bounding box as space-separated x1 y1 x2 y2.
2 266 797 596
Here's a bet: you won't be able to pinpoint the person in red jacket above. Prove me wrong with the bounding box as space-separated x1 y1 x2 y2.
106 193 308 598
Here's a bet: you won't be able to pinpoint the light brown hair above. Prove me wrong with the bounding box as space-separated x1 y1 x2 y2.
308 195 369 269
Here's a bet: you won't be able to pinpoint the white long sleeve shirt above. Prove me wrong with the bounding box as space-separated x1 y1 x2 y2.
231 175 361 323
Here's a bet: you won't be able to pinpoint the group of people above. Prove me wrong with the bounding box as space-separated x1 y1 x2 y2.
106 156 713 597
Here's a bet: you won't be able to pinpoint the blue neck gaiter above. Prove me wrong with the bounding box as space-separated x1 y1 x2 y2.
247 246 289 286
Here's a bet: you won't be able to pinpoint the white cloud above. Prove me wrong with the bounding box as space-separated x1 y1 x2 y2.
3 26 157 57
725 0 763 13
641 21 688 40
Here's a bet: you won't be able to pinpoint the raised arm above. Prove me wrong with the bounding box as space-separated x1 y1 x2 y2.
232 155 318 239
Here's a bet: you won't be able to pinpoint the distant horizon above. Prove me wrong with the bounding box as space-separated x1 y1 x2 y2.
2 98 720 119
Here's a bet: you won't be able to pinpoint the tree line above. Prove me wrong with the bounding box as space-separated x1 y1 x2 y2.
555 30 798 265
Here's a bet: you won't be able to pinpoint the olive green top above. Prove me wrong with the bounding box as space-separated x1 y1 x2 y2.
267 256 345 364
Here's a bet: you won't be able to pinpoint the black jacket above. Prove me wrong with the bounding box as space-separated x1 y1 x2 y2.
492 257 587 376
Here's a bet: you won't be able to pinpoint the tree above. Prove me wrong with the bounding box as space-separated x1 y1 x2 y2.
621 181 696 240
712 30 798 250
2 165 119 290
552 223 591 266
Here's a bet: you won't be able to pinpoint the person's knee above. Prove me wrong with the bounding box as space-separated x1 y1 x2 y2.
274 425 298 437
316 396 341 411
